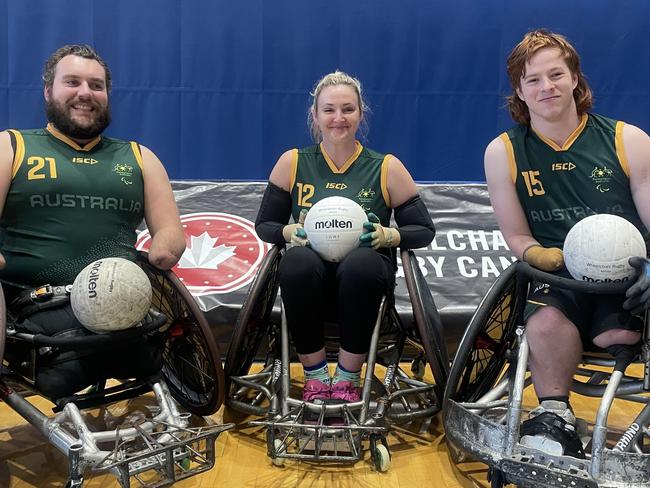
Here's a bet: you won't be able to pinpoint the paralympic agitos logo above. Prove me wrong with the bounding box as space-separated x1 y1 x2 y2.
135 212 271 296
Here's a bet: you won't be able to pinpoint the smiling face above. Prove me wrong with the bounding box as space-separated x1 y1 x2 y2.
516 47 578 126
44 54 111 141
312 84 362 145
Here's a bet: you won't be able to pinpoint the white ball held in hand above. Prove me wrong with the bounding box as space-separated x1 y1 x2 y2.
303 196 366 262
563 214 646 283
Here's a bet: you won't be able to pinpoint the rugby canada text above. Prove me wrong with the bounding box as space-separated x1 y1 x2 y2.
397 230 516 279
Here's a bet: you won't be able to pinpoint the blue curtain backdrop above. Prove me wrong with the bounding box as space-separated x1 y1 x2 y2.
1 0 649 182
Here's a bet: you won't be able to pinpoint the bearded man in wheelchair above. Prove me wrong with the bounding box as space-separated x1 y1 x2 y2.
0 43 186 401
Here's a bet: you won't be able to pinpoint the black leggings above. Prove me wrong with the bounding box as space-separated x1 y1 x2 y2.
278 246 395 355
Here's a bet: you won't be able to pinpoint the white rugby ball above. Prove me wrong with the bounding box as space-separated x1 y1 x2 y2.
303 196 367 262
563 214 646 282
71 257 152 333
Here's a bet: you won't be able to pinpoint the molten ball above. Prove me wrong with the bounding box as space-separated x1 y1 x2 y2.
563 214 646 283
303 196 367 262
71 257 152 333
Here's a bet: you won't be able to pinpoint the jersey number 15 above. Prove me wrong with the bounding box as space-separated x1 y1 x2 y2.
521 170 545 197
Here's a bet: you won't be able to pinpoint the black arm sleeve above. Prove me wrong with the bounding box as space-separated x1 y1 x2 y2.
255 182 293 246
394 195 435 250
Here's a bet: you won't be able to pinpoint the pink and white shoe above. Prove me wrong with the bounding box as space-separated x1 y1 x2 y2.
302 379 331 402
330 380 360 403
302 380 330 424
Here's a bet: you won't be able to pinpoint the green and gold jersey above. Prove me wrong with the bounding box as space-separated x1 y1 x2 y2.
289 142 392 226
0 124 145 287
501 113 647 248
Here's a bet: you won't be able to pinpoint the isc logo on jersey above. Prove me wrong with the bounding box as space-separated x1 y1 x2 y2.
135 212 271 295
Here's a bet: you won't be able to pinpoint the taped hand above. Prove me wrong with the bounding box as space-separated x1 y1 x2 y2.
523 244 564 272
359 212 401 249
623 256 650 314
282 209 309 247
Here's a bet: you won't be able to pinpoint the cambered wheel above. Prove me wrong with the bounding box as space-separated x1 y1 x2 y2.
401 249 449 389
444 262 523 404
0 285 5 373
137 253 224 415
224 246 282 410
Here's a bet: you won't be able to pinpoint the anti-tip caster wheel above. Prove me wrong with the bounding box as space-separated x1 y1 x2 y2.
271 438 285 467
411 357 426 380
488 466 505 488
372 443 391 472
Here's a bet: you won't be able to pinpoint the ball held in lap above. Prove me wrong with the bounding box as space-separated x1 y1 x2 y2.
71 257 152 333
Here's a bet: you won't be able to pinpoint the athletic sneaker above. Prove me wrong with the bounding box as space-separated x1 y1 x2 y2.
302 380 330 424
527 400 576 425
521 401 584 458
330 380 361 403
302 379 330 402
326 381 360 426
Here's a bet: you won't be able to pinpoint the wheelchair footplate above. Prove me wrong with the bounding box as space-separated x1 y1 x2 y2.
0 379 234 488
446 399 650 488
250 401 388 465
88 420 233 487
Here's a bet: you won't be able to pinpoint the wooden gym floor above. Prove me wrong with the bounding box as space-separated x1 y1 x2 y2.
0 364 644 488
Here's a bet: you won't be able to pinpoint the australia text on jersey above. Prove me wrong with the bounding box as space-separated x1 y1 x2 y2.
30 194 141 212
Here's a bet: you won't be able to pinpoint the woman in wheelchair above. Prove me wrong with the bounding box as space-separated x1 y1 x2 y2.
484 29 650 457
255 70 435 408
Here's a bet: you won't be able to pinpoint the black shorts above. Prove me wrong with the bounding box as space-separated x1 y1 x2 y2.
525 271 643 345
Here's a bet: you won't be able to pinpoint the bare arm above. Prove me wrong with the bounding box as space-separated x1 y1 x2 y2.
377 155 435 250
385 156 418 208
0 131 14 269
484 136 539 260
621 124 650 310
141 145 185 269
624 124 650 231
268 149 295 191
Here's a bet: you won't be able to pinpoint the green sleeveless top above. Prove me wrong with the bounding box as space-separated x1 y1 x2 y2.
289 142 392 226
0 125 145 287
501 113 647 248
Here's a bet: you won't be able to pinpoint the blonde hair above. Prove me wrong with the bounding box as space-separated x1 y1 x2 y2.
307 70 370 142
506 29 593 125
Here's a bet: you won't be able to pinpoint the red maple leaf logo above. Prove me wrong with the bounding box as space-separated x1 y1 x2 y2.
136 212 271 295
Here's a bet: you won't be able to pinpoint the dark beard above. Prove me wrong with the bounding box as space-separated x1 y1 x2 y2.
46 99 111 141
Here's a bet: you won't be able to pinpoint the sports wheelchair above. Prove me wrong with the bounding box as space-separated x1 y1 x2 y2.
0 251 232 488
443 261 650 488
224 245 449 471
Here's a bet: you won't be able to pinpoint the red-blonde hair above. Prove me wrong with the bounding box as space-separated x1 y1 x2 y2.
506 30 593 125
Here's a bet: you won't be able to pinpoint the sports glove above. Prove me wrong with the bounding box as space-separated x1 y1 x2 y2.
523 244 564 272
623 256 650 314
359 213 401 249
282 209 309 247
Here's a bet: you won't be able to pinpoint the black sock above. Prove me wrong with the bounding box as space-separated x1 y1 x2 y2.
538 395 570 407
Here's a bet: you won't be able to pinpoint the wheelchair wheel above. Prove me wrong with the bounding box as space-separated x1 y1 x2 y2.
0 285 5 371
224 246 282 410
137 253 224 415
444 262 523 404
401 249 449 390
